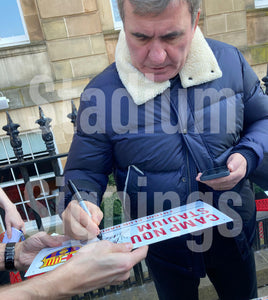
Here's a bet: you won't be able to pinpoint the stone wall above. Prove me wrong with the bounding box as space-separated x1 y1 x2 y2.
0 0 112 157
20 0 43 42
203 0 268 79
0 0 267 158
37 0 109 80
203 0 247 48
244 7 268 78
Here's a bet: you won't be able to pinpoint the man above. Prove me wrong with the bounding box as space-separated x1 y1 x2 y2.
60 0 268 299
0 231 148 298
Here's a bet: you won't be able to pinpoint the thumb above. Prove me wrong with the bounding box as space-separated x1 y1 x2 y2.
227 155 235 172
109 242 133 253
129 245 148 264
20 224 26 235
6 223 12 240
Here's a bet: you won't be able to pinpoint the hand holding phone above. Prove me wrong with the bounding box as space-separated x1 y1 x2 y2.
200 166 230 181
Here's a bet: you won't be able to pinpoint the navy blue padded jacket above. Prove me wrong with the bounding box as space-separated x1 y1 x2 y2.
61 39 268 277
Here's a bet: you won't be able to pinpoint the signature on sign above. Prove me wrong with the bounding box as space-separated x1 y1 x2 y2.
103 228 131 244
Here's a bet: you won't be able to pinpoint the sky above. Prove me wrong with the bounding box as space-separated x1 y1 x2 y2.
0 0 25 38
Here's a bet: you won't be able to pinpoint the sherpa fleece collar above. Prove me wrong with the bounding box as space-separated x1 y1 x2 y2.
115 26 222 105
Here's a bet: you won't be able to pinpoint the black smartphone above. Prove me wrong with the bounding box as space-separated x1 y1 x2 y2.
200 166 230 181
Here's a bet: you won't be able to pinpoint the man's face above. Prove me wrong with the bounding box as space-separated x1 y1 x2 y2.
124 0 200 83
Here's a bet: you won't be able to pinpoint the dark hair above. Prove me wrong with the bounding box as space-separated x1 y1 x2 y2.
117 0 201 25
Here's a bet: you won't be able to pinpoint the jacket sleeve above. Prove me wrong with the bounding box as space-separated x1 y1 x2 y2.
232 49 268 176
58 87 113 215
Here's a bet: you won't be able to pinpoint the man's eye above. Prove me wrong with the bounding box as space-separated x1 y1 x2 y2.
163 35 179 42
132 33 150 42
136 36 149 42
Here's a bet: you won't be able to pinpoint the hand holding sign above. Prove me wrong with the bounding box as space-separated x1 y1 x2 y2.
26 201 232 277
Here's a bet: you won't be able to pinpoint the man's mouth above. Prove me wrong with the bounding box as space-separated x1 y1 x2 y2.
149 66 167 72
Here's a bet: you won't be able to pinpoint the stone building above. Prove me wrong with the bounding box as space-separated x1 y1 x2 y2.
0 0 267 229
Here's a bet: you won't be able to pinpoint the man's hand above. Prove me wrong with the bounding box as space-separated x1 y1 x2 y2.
196 153 247 191
62 200 103 240
14 232 68 271
52 241 148 296
0 187 25 239
4 203 25 239
0 241 148 299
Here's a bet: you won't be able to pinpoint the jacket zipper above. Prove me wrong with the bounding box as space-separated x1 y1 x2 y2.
186 148 192 196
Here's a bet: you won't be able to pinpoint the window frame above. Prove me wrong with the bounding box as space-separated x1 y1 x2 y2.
255 0 268 8
109 0 123 30
0 0 30 48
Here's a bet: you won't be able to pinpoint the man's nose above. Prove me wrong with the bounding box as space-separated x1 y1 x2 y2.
148 41 167 64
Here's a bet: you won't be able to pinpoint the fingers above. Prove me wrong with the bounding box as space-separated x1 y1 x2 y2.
227 154 239 171
29 232 68 248
40 233 69 248
6 223 12 239
4 208 25 238
64 213 98 240
20 224 26 235
108 243 148 263
108 245 148 284
81 241 148 267
108 242 133 253
62 201 102 240
196 173 202 181
196 153 247 191
83 201 103 226
227 153 247 175
14 219 25 234
197 175 233 191
111 271 131 285
66 241 148 292
79 240 133 255
106 242 148 269
129 246 149 265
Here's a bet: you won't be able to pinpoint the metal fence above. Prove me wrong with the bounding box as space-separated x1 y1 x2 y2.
0 106 72 231
253 218 268 250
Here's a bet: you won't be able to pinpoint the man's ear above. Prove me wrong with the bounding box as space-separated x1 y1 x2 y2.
193 9 201 32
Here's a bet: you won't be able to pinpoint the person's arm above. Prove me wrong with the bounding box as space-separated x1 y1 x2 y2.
0 231 68 271
60 88 114 240
197 51 268 191
0 187 25 238
0 241 148 299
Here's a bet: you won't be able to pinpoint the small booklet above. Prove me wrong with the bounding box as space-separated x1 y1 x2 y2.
2 227 25 243
25 201 232 277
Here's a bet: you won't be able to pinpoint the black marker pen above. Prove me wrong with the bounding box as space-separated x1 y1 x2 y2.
68 180 102 240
